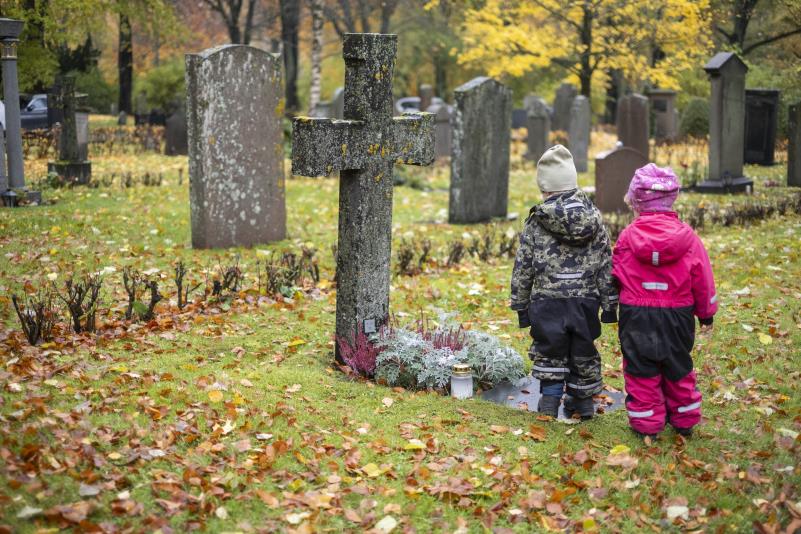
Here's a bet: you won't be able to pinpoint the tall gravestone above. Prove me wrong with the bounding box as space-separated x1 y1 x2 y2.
697 52 753 193
648 89 678 142
616 93 649 159
291 33 434 358
165 107 188 156
744 89 779 166
568 95 591 173
449 77 511 223
427 102 452 159
47 75 92 185
595 147 649 213
524 95 550 162
788 103 801 187
186 45 286 248
553 83 577 132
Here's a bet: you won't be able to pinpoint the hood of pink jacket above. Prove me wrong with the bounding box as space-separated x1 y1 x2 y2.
627 212 694 267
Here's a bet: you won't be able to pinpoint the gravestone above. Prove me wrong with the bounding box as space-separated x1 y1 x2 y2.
568 95 591 173
47 75 92 186
165 108 188 156
595 147 649 213
648 89 678 142
788 102 801 187
117 111 127 126
697 52 753 193
616 93 649 159
186 45 286 248
427 102 451 158
449 77 511 223
291 33 434 359
331 87 345 119
744 89 779 166
419 84 434 112
76 109 89 161
134 92 148 125
552 82 577 131
524 95 550 162
511 108 527 129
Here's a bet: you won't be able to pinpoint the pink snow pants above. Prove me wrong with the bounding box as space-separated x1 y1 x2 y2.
624 369 702 435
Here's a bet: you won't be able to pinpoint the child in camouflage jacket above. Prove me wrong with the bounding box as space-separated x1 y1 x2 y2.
510 145 618 419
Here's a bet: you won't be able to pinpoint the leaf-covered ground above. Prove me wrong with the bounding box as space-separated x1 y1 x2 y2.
1 139 800 532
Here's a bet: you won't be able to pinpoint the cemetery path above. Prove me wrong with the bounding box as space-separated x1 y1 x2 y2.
0 170 800 532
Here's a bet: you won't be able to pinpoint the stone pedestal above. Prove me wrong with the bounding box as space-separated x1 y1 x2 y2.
697 52 753 193
48 161 92 186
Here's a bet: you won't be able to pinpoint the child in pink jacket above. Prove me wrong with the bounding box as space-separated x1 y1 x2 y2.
612 164 717 438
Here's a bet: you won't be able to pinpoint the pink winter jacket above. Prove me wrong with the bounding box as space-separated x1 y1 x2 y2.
612 212 718 321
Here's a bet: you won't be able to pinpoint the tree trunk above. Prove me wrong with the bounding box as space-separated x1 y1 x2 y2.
603 69 622 125
280 0 301 112
243 0 257 45
434 49 448 100
578 2 593 97
309 0 324 113
118 14 133 114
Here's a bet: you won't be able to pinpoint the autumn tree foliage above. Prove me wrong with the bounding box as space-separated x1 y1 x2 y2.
458 0 713 96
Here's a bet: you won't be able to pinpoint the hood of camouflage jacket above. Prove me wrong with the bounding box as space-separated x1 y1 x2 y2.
527 189 601 246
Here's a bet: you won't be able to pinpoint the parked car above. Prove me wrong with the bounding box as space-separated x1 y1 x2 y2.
20 94 48 130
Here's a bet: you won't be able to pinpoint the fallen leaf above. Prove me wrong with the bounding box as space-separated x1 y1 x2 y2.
758 333 773 345
382 397 394 408
374 515 398 533
17 505 42 519
404 439 425 451
208 390 224 402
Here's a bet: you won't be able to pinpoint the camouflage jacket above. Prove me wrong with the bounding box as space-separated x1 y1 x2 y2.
510 189 617 313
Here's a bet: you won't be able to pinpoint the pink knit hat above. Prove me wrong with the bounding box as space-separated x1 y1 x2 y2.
624 163 680 212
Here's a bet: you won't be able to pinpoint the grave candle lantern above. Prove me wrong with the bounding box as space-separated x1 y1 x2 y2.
450 364 473 399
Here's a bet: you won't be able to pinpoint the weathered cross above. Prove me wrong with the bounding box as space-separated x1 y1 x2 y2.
291 33 434 357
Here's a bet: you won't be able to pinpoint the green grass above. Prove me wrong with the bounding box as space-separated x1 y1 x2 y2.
0 145 799 532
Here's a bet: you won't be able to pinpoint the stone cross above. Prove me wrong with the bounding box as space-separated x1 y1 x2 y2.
291 33 434 355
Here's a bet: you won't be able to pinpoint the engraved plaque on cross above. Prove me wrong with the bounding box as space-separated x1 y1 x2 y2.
291 33 434 359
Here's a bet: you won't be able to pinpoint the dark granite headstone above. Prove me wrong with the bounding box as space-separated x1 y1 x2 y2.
427 102 451 159
552 82 577 132
789 102 801 187
697 52 753 193
291 33 434 360
616 93 649 159
482 375 624 419
47 75 92 186
117 111 127 126
744 89 779 166
595 147 648 213
449 77 511 223
511 108 527 129
186 45 286 248
524 95 550 162
648 89 678 142
568 95 591 172
165 108 188 156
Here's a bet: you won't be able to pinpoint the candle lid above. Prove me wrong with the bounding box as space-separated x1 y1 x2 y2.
452 363 471 376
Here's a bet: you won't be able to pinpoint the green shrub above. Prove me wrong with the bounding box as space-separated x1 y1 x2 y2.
72 68 117 113
679 97 709 139
135 59 185 113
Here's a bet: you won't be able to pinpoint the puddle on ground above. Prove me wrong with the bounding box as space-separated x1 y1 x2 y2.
481 376 625 421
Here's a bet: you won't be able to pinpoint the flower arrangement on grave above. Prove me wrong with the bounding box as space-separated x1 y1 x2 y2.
338 311 525 394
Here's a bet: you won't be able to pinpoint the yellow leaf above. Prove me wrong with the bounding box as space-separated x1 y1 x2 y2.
208 390 224 402
758 333 773 345
609 444 630 455
286 338 306 347
404 439 425 450
361 463 390 478
582 518 597 530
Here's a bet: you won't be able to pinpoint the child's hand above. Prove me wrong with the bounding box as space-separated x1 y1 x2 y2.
699 324 714 336
517 310 531 329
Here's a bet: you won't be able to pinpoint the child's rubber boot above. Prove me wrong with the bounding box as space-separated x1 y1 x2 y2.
672 425 693 438
564 396 594 420
632 428 659 441
537 395 561 418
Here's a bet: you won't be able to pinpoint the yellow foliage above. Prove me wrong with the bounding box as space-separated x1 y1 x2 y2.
459 0 712 91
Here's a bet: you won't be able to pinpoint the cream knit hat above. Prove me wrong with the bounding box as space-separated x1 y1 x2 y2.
536 144 578 193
